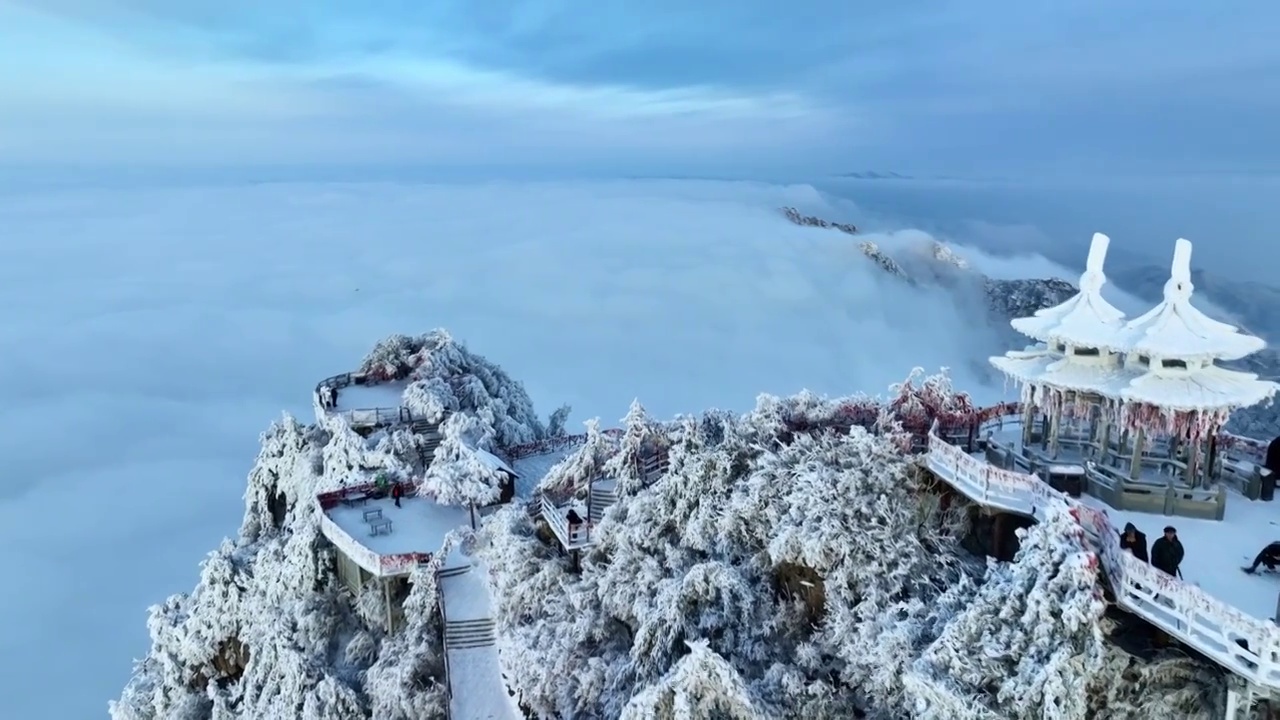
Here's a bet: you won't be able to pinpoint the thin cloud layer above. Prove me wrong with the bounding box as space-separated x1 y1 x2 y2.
3 0 1278 173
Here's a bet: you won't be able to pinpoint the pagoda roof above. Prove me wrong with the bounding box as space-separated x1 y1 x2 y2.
1100 239 1264 361
1009 232 1126 348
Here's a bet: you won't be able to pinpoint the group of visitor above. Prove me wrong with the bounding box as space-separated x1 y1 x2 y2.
318 384 340 410
1119 523 1185 577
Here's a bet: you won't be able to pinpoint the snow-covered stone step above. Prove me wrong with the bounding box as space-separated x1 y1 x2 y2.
445 620 496 648
437 565 471 579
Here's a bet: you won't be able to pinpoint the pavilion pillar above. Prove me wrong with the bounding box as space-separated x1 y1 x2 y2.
1095 408 1111 464
1021 404 1036 449
1129 428 1146 480
1048 404 1062 458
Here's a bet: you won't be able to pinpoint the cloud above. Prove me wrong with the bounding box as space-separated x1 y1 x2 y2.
2 0 1278 174
0 178 1053 716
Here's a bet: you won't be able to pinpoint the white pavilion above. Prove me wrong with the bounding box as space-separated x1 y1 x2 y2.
989 234 1278 512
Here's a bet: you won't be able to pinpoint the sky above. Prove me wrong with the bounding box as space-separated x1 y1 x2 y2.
2 1 1278 176
0 178 1077 717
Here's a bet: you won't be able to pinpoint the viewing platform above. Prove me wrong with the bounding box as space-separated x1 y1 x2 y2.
538 479 620 551
315 372 444 434
316 481 470 579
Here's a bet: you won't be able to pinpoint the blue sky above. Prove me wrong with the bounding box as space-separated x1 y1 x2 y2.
2 0 1278 175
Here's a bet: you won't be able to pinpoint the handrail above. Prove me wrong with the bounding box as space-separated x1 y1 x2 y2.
925 413 1280 688
540 495 591 547
314 371 414 428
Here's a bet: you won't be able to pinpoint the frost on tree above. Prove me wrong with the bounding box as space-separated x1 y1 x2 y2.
421 412 509 506
479 382 971 719
907 501 1107 720
112 411 454 720
619 640 774 720
602 399 668 495
538 418 618 500
356 329 564 448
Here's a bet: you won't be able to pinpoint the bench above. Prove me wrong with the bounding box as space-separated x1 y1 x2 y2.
369 519 393 536
362 507 383 522
341 494 371 507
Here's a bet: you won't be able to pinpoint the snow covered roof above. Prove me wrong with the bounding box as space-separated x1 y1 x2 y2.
1103 239 1265 361
990 348 1278 412
1009 233 1126 348
991 349 1132 399
1122 365 1278 412
475 448 519 478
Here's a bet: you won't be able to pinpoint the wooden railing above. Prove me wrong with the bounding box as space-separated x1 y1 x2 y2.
926 415 1280 689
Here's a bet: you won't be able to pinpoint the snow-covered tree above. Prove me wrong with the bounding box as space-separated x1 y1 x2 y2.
537 419 617 499
402 376 458 424
603 399 667 495
357 329 545 447
620 640 774 719
421 412 508 506
363 534 460 720
482 399 969 719
907 501 1107 720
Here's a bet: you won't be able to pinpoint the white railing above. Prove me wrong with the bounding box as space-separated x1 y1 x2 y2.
540 496 592 549
927 428 1280 688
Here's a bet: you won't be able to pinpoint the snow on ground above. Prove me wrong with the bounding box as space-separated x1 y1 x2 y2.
1082 492 1280 622
0 179 1029 717
440 559 496 623
325 495 470 556
512 448 574 497
440 546 521 719
333 380 409 411
447 646 523 720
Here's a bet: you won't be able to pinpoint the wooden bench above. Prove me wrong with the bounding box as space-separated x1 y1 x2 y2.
369 519 393 536
362 508 383 522
342 494 371 507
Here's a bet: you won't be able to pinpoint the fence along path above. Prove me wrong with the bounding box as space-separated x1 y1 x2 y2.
925 417 1280 691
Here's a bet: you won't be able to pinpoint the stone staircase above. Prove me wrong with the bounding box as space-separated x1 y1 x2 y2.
444 617 497 649
415 428 443 467
438 565 497 650
588 484 618 520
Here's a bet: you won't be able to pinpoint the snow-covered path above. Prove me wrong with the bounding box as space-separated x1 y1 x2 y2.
439 550 521 720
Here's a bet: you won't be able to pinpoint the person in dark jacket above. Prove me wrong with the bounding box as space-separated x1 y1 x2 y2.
1118 523 1149 563
391 482 404 508
1242 541 1280 574
1150 526 1184 577
1266 436 1280 477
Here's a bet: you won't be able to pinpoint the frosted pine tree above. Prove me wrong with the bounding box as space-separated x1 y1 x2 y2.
421 412 506 506
363 540 456 719
620 640 774 720
603 399 666 495
402 376 459 424
908 500 1106 719
538 418 616 499
1086 644 1227 719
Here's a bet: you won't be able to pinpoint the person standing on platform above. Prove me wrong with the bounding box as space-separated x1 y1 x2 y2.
1118 523 1149 563
1151 526 1184 578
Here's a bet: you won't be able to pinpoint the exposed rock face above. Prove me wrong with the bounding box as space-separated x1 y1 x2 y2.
780 206 858 235
858 240 908 279
983 277 1078 323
